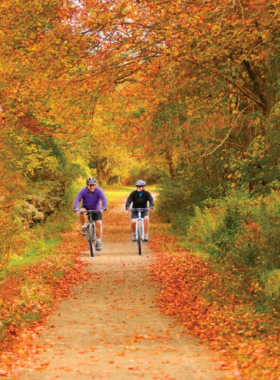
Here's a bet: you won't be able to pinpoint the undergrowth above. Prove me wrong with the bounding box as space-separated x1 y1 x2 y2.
149 211 280 379
156 179 280 314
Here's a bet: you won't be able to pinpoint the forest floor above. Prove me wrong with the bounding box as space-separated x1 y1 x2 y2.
15 197 226 380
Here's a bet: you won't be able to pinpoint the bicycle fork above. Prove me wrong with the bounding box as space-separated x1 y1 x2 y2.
135 219 144 241
87 221 96 241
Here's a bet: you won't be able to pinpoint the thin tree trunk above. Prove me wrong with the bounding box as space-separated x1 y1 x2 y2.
166 150 176 178
97 161 104 186
104 163 117 185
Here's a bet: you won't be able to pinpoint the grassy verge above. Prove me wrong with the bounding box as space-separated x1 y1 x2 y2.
102 185 135 207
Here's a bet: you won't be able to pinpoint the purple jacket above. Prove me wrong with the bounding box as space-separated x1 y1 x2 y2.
74 187 107 211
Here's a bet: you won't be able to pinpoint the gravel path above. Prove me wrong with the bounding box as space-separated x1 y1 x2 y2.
18 204 226 380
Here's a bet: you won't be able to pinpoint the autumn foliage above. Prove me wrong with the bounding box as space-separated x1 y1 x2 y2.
1 0 280 378
149 215 280 379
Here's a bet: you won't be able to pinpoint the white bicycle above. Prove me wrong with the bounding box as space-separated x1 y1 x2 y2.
130 208 150 256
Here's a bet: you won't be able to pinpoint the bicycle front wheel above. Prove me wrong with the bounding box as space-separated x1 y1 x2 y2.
137 222 142 256
88 223 95 258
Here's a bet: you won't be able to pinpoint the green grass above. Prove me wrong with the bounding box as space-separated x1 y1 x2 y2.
21 313 40 322
7 237 61 268
102 185 158 204
102 185 135 203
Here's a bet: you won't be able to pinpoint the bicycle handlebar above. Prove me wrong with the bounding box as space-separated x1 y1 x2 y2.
78 210 103 215
130 208 150 212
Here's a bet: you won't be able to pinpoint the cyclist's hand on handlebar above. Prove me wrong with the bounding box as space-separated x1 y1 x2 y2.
74 209 80 214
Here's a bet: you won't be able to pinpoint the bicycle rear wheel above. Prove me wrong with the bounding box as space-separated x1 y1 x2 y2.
88 223 95 258
137 222 142 256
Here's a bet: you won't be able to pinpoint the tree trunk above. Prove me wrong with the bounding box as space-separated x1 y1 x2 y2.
97 161 104 186
242 60 269 118
104 163 117 185
166 150 176 178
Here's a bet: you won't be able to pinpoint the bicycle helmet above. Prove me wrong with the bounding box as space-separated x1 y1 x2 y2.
136 180 146 186
86 177 97 185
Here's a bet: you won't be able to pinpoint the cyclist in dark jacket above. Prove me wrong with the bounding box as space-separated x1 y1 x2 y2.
125 180 154 242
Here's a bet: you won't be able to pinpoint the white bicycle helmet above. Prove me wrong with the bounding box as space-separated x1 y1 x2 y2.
136 180 146 186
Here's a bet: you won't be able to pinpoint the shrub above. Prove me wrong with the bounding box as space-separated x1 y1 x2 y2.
185 190 280 310
156 172 215 233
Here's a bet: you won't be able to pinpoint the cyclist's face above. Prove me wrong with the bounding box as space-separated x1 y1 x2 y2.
87 184 96 192
136 186 144 192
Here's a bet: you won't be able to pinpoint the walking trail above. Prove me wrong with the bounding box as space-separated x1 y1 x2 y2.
18 199 226 380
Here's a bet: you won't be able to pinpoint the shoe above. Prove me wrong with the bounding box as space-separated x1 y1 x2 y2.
131 233 136 242
96 240 102 251
82 226 87 236
144 234 149 242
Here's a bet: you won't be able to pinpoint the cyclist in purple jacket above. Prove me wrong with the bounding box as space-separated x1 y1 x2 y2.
74 177 107 251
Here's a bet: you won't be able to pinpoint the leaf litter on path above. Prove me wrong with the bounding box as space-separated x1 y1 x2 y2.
4 199 225 379
149 213 280 379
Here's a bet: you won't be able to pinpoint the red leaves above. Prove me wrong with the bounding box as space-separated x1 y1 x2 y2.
0 229 90 376
149 214 280 379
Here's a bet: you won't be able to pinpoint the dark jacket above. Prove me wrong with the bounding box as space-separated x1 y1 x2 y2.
125 190 154 210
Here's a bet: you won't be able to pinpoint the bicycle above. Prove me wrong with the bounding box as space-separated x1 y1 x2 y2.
79 210 101 257
130 208 150 256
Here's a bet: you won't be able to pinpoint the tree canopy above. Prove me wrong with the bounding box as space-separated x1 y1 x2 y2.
1 0 280 263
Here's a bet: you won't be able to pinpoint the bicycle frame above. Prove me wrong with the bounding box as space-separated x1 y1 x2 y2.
80 210 101 258
130 208 149 256
135 210 144 242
